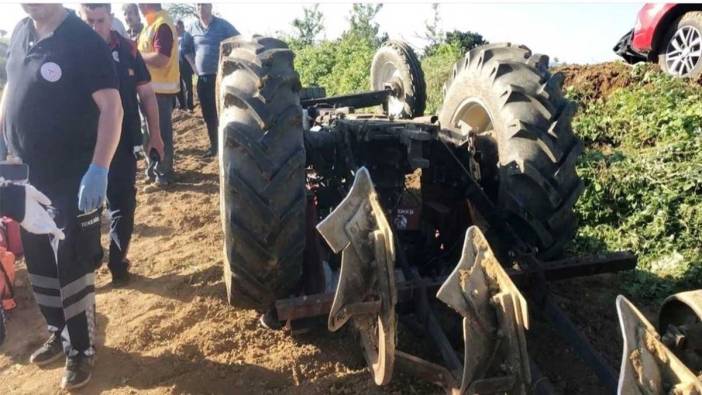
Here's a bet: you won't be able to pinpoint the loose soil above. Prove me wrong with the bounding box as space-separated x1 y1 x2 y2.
0 103 654 394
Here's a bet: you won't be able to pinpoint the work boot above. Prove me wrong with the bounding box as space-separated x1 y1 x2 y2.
202 147 217 158
30 332 64 366
61 353 94 390
111 268 131 287
259 309 284 330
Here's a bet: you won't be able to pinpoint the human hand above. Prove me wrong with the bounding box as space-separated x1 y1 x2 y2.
78 163 108 212
146 131 165 160
21 184 65 240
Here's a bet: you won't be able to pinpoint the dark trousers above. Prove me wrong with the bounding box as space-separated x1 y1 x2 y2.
21 182 101 356
107 146 137 274
197 74 218 151
177 60 194 110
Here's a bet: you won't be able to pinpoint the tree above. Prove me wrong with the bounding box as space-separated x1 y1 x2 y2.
422 3 443 51
346 3 385 45
444 30 487 53
165 3 198 23
292 3 324 46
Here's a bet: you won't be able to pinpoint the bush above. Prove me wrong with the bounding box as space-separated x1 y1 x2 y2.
292 34 377 96
420 42 462 115
568 69 702 299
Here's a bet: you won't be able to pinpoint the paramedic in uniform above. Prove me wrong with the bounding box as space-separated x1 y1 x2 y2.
0 4 122 390
80 3 164 287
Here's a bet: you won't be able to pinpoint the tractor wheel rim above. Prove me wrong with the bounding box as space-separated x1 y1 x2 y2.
665 25 702 76
450 98 495 135
376 61 405 116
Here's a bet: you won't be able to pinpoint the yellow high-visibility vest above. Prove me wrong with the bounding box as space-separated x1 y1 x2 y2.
138 10 180 94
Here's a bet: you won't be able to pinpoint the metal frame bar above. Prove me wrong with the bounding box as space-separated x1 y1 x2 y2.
275 252 636 322
301 89 391 109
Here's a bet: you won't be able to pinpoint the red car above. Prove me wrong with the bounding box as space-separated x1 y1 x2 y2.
615 3 702 78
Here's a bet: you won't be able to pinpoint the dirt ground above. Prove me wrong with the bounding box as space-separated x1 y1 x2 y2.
556 61 637 101
0 103 648 394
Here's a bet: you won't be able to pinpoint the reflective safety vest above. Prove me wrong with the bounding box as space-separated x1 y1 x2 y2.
138 10 180 94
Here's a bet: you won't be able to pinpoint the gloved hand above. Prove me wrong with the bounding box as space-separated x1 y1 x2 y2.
21 184 65 240
78 164 108 212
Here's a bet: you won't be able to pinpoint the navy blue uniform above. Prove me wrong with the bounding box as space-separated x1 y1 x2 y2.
4 13 118 356
106 31 150 276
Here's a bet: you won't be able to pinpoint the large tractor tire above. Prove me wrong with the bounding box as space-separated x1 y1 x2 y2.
217 36 306 311
370 40 426 118
439 43 583 258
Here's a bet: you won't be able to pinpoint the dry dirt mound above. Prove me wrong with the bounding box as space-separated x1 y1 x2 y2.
556 62 637 101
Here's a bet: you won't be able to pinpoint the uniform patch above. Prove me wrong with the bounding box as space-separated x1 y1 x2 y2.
39 62 62 82
112 50 120 62
128 68 134 76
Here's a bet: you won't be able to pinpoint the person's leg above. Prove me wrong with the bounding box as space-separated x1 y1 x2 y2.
22 187 101 389
197 75 218 155
106 148 137 284
176 73 187 110
184 69 194 111
139 105 156 182
21 231 66 365
58 207 102 390
155 94 175 184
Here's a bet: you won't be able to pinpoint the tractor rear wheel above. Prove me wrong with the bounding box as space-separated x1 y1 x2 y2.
217 36 306 311
439 43 583 258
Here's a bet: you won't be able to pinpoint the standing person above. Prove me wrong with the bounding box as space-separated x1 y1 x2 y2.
137 3 179 186
175 20 194 112
122 3 143 41
183 3 239 158
0 4 122 389
79 4 165 286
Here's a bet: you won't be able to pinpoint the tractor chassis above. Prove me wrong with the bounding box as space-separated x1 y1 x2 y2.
280 92 638 394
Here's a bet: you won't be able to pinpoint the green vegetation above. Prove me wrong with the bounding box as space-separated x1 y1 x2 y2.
568 66 702 299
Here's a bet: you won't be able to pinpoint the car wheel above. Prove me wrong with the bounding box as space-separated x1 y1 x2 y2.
658 11 702 78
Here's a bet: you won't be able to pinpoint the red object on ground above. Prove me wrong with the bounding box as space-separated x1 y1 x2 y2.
1 218 23 258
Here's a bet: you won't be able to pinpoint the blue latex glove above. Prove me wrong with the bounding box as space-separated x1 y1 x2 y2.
78 164 108 212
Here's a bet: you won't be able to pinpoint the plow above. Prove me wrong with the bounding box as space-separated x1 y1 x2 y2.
215 36 702 394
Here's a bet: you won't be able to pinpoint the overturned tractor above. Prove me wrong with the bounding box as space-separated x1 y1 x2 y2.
215 36 702 394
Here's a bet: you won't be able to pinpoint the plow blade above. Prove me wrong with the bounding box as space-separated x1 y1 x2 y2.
616 295 702 395
437 226 531 395
316 167 397 385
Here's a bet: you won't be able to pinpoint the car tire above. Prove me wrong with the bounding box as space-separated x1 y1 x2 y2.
658 11 702 79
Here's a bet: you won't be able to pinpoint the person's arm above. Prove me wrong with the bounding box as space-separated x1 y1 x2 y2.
142 51 170 68
225 20 239 38
90 88 123 168
142 24 173 68
183 31 198 73
184 53 197 74
77 88 122 212
136 82 164 158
